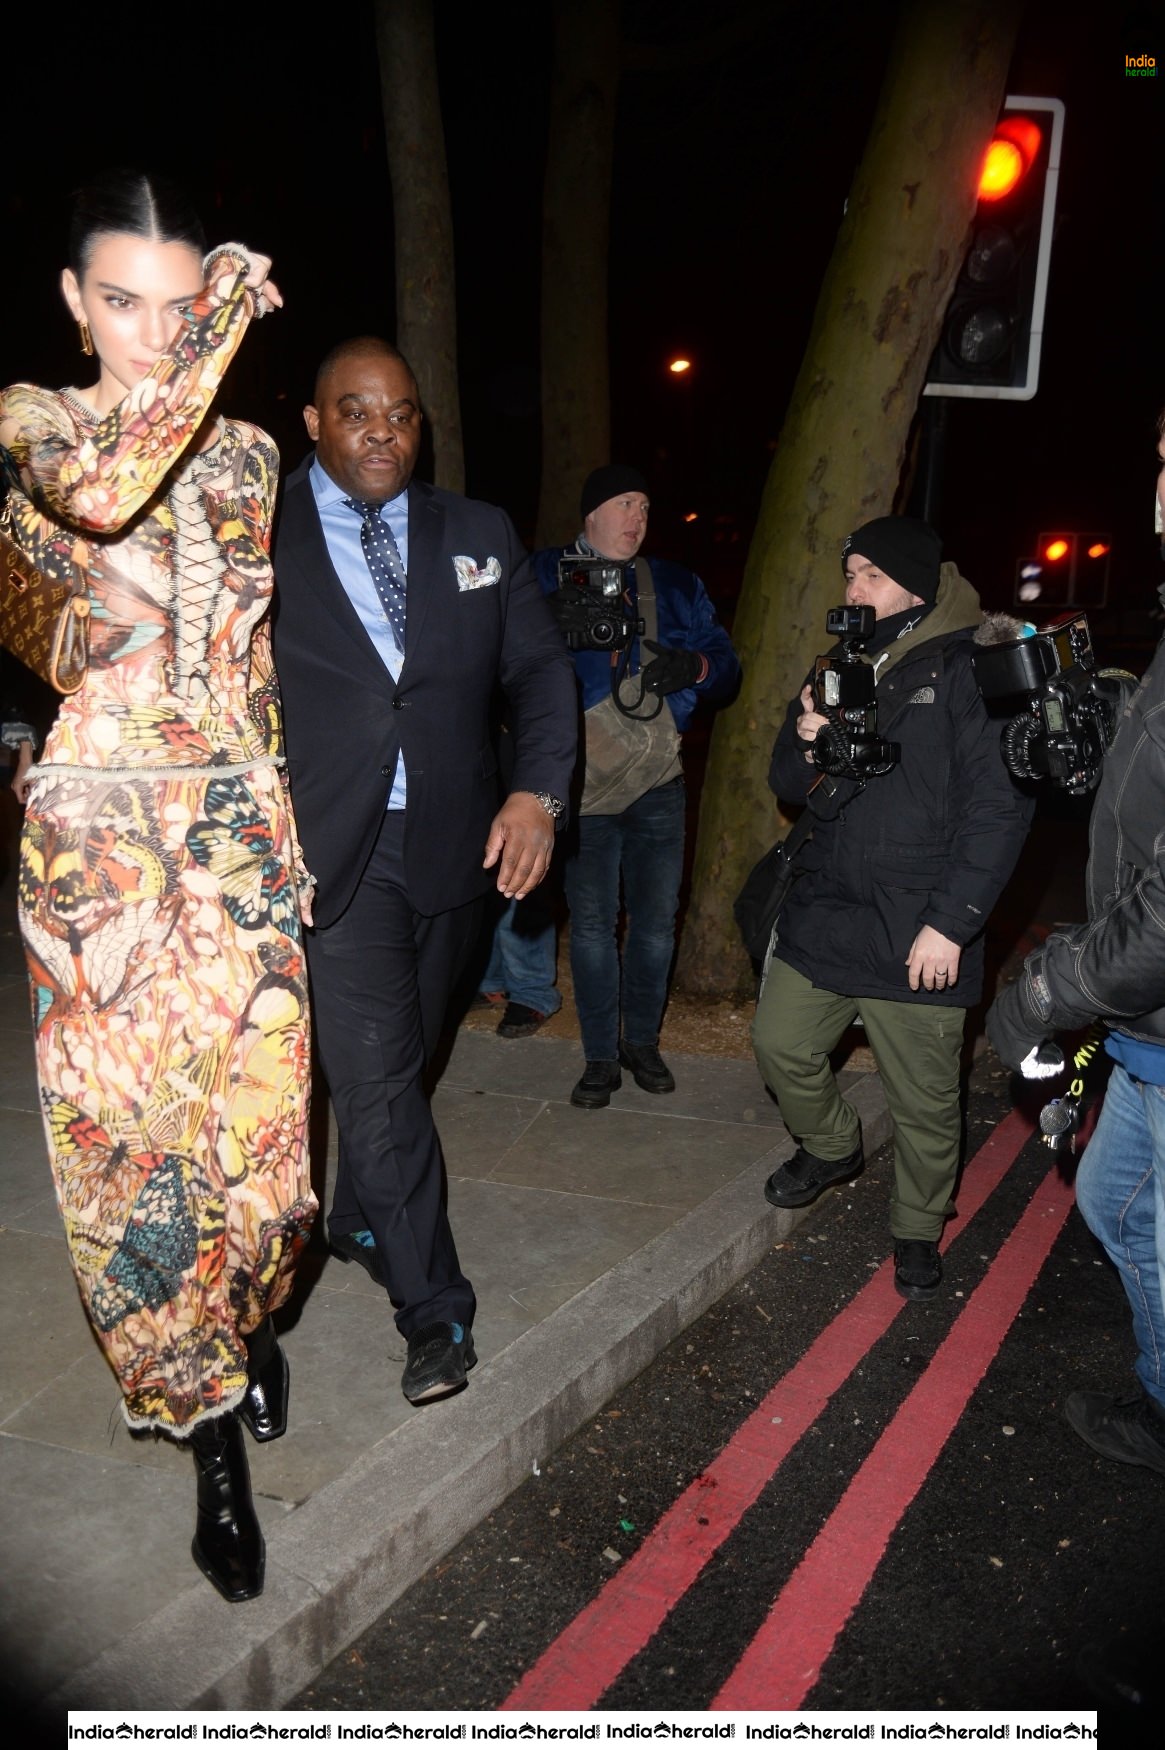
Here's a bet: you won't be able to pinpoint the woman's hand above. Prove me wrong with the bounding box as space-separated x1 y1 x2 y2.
296 867 316 929
12 739 34 804
241 253 283 318
205 246 283 316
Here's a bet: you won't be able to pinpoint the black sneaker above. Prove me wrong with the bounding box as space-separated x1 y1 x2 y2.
619 1041 676 1093
497 1001 548 1039
570 1060 622 1109
893 1238 942 1300
401 1321 477 1405
763 1142 863 1209
1076 1629 1162 1717
1064 1388 1165 1475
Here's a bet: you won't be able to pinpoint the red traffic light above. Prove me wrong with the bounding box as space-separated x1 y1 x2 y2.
927 97 1063 400
978 117 1043 200
1023 534 1110 611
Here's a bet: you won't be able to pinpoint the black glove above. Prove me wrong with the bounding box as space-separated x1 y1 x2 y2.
547 588 596 640
641 640 702 695
986 977 1063 1077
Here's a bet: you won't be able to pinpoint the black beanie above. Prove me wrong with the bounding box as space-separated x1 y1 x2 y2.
841 516 943 604
580 464 649 522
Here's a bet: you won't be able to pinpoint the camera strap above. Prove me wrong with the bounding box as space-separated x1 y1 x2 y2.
610 558 663 720
580 566 682 814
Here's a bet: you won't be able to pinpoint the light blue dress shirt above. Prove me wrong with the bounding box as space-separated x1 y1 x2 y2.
311 457 409 811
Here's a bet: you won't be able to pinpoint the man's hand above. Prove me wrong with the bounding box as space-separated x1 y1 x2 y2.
796 685 830 763
906 924 962 993
986 979 1061 1075
483 792 555 899
641 640 702 696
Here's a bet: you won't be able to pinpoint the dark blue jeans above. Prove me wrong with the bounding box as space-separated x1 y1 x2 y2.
563 776 686 1062
1075 1063 1165 1413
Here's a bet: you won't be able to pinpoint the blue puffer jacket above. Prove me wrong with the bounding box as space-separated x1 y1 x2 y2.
533 545 740 731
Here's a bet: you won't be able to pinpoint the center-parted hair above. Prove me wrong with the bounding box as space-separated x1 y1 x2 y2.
69 169 207 277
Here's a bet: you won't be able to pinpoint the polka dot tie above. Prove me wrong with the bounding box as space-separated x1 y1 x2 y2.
346 497 407 651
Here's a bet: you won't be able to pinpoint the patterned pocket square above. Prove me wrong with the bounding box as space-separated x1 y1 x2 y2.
453 554 502 591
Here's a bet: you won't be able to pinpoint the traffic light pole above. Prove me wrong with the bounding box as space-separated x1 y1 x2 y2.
905 395 949 527
917 396 948 528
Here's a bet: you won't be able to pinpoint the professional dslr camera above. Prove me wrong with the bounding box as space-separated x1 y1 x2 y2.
970 613 1133 796
810 604 900 781
554 555 645 653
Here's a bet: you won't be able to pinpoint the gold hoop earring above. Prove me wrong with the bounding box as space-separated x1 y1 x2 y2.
78 319 94 357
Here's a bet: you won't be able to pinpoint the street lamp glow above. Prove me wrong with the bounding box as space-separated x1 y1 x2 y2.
668 357 692 374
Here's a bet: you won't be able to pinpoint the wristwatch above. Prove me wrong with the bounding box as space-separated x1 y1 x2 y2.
534 791 566 821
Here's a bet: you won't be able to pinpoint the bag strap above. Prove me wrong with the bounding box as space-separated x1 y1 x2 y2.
632 556 659 645
777 769 840 863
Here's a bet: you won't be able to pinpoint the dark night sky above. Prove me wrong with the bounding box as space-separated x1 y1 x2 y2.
3 0 1162 635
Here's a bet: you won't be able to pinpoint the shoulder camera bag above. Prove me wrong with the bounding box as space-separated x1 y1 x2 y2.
580 558 682 815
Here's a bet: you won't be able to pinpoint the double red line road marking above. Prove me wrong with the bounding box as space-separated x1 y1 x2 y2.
504 1109 1074 1710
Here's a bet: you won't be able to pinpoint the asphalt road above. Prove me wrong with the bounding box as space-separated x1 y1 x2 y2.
289 1044 1163 1715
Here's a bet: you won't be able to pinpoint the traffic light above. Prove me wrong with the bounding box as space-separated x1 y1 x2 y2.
1075 536 1111 608
1014 534 1111 610
925 96 1065 402
1026 533 1075 608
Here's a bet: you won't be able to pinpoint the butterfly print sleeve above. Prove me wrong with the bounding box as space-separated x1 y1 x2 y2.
0 250 261 535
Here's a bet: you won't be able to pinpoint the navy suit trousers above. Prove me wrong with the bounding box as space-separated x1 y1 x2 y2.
306 809 482 1335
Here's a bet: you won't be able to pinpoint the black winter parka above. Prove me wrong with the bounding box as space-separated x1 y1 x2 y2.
769 566 1033 1007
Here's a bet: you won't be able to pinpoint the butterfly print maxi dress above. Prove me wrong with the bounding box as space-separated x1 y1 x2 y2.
0 252 316 1435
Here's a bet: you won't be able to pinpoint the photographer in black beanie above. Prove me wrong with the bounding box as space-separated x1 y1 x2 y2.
533 466 741 1107
752 516 1032 1299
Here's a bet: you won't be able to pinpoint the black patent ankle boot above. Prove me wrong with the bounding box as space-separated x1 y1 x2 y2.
238 1316 289 1442
189 1412 265 1601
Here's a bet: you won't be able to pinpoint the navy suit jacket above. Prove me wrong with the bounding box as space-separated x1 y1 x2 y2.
272 458 577 928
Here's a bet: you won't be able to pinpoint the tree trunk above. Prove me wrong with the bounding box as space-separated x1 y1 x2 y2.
535 0 621 548
676 0 1022 998
374 0 465 493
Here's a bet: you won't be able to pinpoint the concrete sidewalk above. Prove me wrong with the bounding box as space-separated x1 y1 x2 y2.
0 875 891 1716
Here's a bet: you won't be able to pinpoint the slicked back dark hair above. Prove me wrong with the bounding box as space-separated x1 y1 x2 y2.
69 169 206 277
313 336 417 406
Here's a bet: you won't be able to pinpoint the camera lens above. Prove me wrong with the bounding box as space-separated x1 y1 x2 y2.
590 619 616 646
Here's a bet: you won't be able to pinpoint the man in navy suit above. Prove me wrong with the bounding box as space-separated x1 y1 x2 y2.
272 337 576 1404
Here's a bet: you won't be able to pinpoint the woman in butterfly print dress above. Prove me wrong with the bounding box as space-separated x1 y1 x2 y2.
0 171 315 1602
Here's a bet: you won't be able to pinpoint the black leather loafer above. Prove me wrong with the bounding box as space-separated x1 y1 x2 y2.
329 1228 388 1288
402 1321 477 1404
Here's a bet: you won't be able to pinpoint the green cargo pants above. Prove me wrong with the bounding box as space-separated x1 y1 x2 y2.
752 956 965 1241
